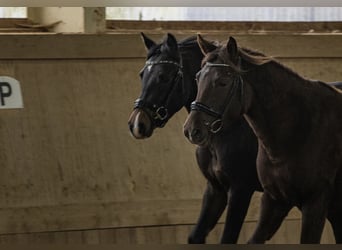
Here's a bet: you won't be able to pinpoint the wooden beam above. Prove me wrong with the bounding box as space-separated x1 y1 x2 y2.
0 34 340 238
107 20 342 34
27 7 84 33
0 34 342 59
84 7 106 33
27 7 106 33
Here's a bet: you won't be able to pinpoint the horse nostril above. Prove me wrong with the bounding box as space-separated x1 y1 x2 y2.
191 128 202 139
138 122 146 135
128 123 133 132
184 129 189 139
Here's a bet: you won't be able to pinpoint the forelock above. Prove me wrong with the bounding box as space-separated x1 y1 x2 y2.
146 44 162 59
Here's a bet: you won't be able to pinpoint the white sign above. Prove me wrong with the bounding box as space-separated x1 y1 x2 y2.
0 76 23 109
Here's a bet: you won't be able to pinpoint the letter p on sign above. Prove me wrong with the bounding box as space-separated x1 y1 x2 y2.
0 76 23 109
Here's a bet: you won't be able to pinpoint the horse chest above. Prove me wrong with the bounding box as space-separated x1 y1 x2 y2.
257 152 299 202
260 167 292 198
207 149 230 189
257 142 338 204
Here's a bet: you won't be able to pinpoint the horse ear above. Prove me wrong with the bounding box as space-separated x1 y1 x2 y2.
165 33 178 52
227 36 239 64
197 34 217 55
141 32 156 51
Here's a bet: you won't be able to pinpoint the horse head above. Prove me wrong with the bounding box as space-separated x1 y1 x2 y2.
184 35 249 146
128 33 185 139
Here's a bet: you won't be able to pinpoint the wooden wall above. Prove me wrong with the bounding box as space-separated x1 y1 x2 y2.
0 32 341 244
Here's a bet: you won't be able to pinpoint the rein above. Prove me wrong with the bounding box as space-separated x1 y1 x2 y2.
134 60 184 128
191 62 244 133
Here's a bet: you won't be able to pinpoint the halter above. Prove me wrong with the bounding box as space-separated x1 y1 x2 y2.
134 60 183 128
191 62 244 133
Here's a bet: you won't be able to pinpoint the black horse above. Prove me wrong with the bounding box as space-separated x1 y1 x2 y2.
184 34 342 243
128 33 262 243
128 33 342 243
331 81 342 89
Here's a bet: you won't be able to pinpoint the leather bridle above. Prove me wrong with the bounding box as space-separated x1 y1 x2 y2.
134 60 183 128
191 62 244 133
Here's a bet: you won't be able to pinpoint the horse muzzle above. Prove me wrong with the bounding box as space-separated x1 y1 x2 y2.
128 109 154 139
183 113 209 146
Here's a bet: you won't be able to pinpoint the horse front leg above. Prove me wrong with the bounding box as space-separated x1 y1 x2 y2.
188 182 227 243
327 173 342 243
188 146 228 243
300 190 331 243
247 192 292 244
220 187 254 243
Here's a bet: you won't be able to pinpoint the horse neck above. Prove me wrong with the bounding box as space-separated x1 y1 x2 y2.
243 62 322 159
179 46 202 112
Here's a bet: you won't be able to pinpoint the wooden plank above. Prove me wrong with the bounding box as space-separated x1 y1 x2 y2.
0 34 143 59
99 228 116 244
0 59 203 234
0 195 301 234
84 8 106 33
27 7 84 33
174 225 191 244
213 34 342 59
0 35 340 242
137 227 162 244
159 226 177 244
113 228 135 244
0 18 30 28
107 20 342 34
0 57 340 234
0 220 334 244
66 231 83 244
82 230 100 244
0 200 202 234
0 34 342 59
237 219 334 244
51 231 68 244
0 61 15 76
278 58 342 82
321 221 335 244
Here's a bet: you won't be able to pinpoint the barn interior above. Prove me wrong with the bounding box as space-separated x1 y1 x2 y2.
0 7 341 244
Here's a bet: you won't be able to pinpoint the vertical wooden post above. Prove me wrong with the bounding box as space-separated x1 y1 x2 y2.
84 7 106 33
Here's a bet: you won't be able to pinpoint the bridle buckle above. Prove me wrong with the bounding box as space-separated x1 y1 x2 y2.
210 119 223 133
191 61 244 134
155 106 168 120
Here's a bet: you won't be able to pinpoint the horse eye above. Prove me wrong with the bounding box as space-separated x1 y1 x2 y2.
158 73 166 82
216 79 227 87
227 70 236 77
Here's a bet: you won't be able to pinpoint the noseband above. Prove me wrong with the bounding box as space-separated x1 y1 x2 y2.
134 60 183 128
191 62 244 133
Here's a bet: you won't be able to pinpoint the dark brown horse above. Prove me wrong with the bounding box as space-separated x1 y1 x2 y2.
128 33 263 243
183 34 342 243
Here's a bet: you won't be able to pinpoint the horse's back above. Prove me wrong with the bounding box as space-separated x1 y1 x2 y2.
329 81 342 90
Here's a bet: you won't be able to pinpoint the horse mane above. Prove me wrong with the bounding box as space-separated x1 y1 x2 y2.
238 47 303 79
178 36 204 62
202 45 272 69
146 44 162 59
178 36 197 48
239 47 341 94
239 47 272 66
147 35 200 60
